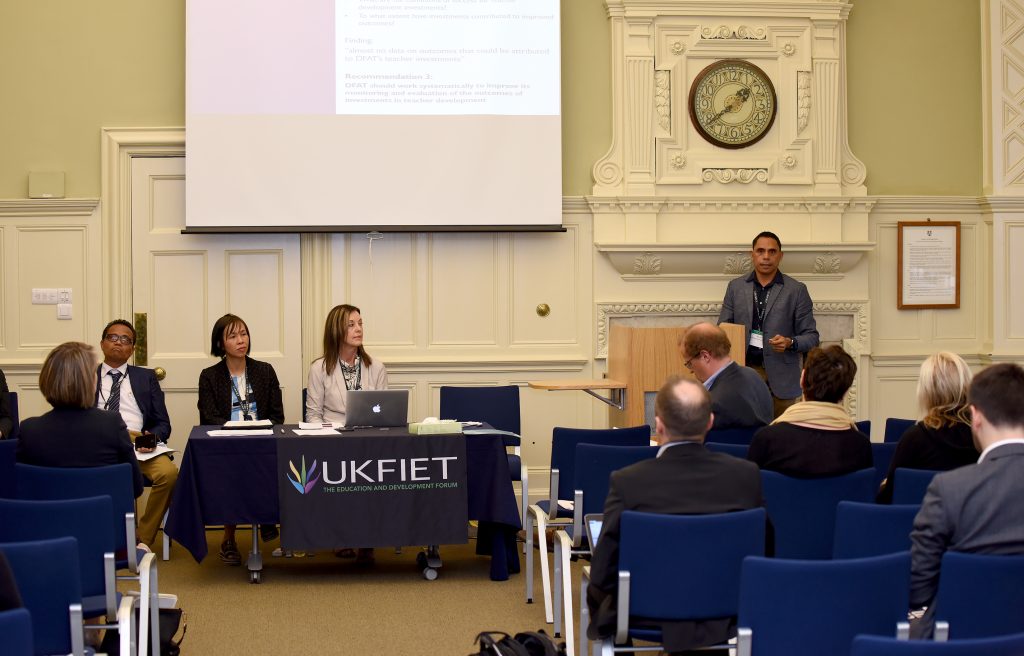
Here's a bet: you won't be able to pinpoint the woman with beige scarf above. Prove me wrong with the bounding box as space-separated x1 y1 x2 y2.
746 345 872 477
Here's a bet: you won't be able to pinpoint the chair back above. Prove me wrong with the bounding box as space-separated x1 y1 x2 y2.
704 442 749 459
892 468 940 505
0 440 16 499
833 501 918 559
573 445 658 516
440 385 521 444
0 496 115 604
851 632 1024 656
7 391 18 440
855 419 872 439
932 552 1024 640
0 608 33 656
884 418 915 443
0 536 83 656
621 508 766 620
550 426 650 501
705 426 759 445
15 463 135 551
761 468 875 559
871 442 898 490
738 552 911 656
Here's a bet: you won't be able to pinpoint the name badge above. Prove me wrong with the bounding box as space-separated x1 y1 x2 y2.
749 330 764 349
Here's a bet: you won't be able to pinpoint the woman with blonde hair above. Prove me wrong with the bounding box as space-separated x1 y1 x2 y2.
876 351 978 503
17 341 143 496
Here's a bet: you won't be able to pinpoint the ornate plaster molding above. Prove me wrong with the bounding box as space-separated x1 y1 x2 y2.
0 199 99 217
702 168 769 184
798 71 812 134
654 70 671 133
700 25 767 40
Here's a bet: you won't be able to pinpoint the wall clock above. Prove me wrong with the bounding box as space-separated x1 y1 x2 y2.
688 59 777 149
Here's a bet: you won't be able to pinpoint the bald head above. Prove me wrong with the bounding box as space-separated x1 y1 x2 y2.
681 323 733 383
654 375 714 444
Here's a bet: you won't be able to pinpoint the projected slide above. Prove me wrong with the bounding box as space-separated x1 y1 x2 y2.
186 0 562 231
336 1 558 116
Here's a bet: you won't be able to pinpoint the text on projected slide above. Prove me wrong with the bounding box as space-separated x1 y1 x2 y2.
336 0 559 115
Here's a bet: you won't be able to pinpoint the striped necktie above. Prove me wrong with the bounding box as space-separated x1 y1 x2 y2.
107 371 123 414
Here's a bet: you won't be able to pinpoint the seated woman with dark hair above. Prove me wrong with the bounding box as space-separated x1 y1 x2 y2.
17 342 144 496
876 351 978 503
747 345 872 478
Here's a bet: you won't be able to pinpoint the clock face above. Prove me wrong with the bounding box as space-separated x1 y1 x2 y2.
688 59 777 149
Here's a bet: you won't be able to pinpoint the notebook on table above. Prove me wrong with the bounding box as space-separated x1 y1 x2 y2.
345 389 409 428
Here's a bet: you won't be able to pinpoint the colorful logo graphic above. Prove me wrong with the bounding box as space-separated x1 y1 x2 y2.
287 455 320 495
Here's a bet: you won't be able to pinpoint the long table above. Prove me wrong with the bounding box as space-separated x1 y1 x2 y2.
164 425 521 581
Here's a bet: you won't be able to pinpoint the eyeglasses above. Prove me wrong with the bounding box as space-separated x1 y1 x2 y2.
103 334 134 346
684 352 703 370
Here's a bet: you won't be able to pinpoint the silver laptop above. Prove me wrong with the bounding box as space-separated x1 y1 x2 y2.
584 513 604 547
345 390 409 428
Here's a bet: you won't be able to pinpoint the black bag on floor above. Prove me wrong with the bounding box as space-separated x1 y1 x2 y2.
101 607 187 655
469 630 564 656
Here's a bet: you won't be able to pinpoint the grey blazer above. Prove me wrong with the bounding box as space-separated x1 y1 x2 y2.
305 357 388 425
910 442 1024 635
719 272 819 399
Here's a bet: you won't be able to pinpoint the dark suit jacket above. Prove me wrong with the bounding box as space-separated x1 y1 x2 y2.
197 357 284 425
876 421 978 504
0 370 13 439
910 442 1024 633
709 361 773 430
16 406 145 497
718 272 819 399
586 443 764 652
95 365 172 442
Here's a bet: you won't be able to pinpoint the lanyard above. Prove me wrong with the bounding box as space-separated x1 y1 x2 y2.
754 286 772 324
229 366 253 421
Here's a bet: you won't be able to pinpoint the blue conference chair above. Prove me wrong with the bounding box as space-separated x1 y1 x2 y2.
705 426 760 445
15 463 159 655
761 468 875 559
856 419 872 439
439 385 528 527
931 552 1024 641
736 552 911 656
589 509 767 656
892 468 940 505
0 439 16 499
551 444 657 644
525 425 650 624
0 536 134 656
0 608 33 656
833 501 919 559
884 418 915 444
0 496 119 621
851 632 1024 656
871 442 899 491
705 441 749 459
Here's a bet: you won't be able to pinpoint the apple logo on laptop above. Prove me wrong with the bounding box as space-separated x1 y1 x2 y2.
372 404 381 414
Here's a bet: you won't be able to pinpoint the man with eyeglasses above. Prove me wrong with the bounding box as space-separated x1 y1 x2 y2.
681 323 772 430
96 319 176 551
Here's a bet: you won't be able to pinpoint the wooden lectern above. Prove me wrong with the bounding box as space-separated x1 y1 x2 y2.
607 322 746 427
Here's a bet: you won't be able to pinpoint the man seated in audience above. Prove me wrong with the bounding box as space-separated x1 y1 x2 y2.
586 375 763 654
747 345 871 477
682 322 773 430
96 319 177 551
910 362 1024 637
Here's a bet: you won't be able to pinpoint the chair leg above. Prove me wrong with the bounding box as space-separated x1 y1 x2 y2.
559 538 575 656
520 469 530 538
553 537 563 638
579 571 589 656
161 509 170 561
526 509 535 604
535 512 554 624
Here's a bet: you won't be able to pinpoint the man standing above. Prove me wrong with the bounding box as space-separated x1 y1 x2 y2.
97 319 177 551
910 362 1024 637
719 231 819 417
586 376 763 653
681 322 772 430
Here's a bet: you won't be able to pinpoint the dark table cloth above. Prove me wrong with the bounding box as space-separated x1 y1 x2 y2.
165 425 521 580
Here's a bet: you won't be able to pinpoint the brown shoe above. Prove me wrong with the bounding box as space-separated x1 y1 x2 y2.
219 539 241 566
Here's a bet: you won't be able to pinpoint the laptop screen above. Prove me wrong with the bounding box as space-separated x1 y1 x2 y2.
585 513 604 547
345 390 409 428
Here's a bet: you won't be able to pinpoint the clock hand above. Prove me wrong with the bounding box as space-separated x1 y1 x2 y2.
705 87 751 126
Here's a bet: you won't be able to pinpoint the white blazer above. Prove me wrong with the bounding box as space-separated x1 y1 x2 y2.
305 357 388 424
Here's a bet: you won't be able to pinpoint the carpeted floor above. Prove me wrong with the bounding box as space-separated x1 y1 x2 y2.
150 529 582 655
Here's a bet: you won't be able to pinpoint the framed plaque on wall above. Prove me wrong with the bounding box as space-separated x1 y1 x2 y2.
897 221 960 309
